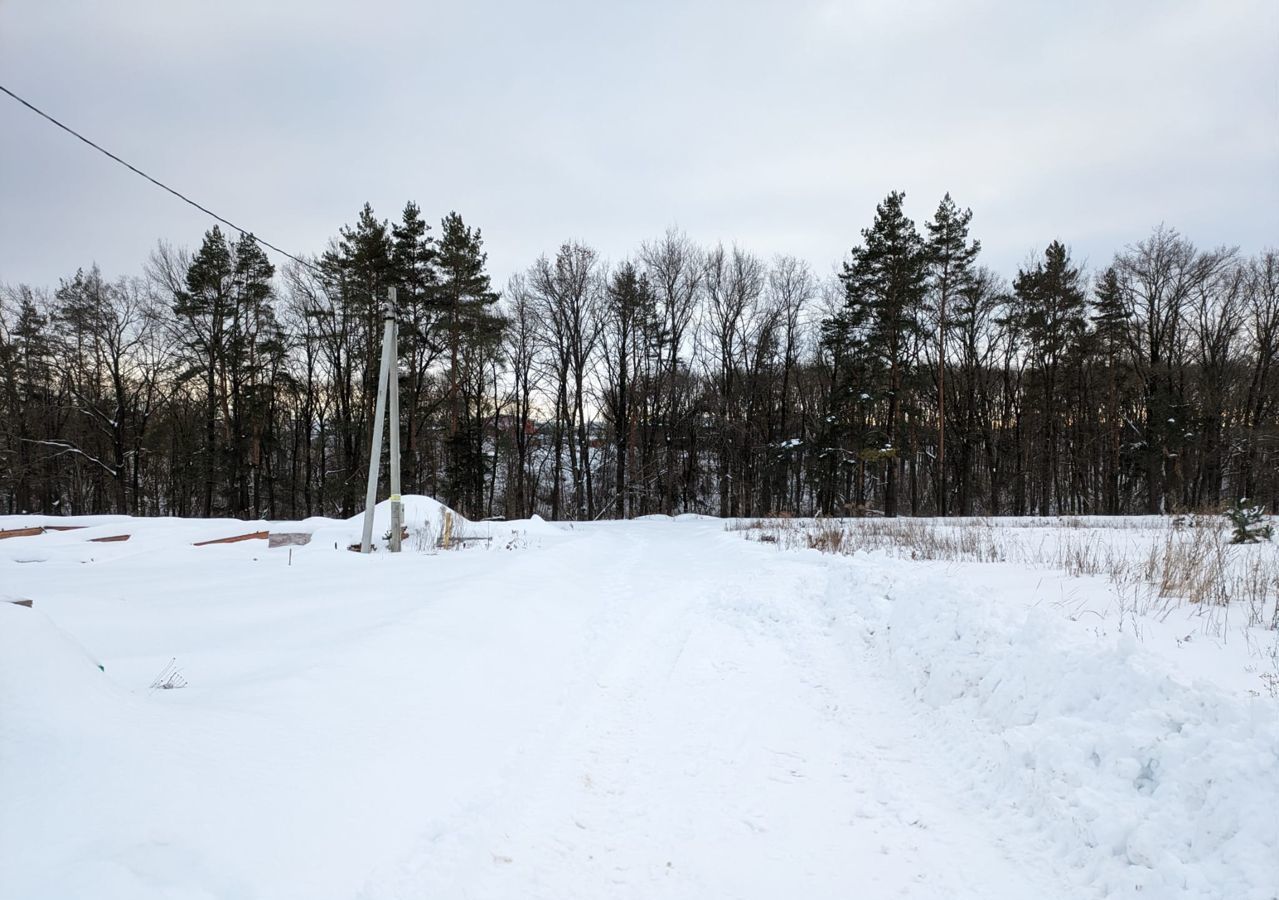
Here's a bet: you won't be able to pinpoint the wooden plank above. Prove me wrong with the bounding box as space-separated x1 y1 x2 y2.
89 534 131 543
193 530 269 547
0 527 43 540
6 599 33 608
43 525 86 532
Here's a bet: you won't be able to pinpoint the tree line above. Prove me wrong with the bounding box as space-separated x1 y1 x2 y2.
2 194 1276 521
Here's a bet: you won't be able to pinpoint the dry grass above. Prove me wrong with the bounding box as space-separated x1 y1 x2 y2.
735 514 1279 629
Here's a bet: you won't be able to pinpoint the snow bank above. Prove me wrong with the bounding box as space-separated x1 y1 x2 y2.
0 603 111 711
513 513 563 537
0 604 133 898
310 495 564 549
826 555 1279 899
0 495 561 560
343 493 453 533
292 493 458 550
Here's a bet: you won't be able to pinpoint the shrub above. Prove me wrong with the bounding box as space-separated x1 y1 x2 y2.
1225 500 1273 545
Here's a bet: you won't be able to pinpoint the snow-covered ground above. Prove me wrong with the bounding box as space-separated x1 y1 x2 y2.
1 503 1276 899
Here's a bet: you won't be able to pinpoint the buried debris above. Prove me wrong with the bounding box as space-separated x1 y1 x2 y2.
0 525 87 540
192 531 269 547
148 658 187 690
0 527 45 541
348 526 408 552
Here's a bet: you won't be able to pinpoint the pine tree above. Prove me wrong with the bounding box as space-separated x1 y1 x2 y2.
925 193 980 516
835 191 928 516
321 204 395 514
819 280 877 513
8 291 54 513
228 234 279 515
434 212 503 513
325 203 395 377
1007 241 1087 514
391 202 440 493
1225 498 1273 544
1092 265 1128 514
173 226 234 516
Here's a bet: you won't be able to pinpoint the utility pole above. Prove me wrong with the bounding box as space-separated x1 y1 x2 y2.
387 288 403 552
360 288 402 553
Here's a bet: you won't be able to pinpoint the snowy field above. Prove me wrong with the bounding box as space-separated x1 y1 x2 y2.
1 500 1276 899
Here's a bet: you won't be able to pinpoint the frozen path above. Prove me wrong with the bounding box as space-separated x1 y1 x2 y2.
366 522 1067 899
2 518 1081 898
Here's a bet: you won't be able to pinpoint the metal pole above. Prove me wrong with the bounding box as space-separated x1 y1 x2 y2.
359 295 396 553
387 288 403 552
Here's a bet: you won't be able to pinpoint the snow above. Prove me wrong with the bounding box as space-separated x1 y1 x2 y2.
826 558 1279 898
0 510 1275 898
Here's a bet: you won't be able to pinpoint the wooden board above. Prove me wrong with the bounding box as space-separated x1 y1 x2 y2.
89 534 131 543
0 527 43 540
193 530 269 547
0 525 87 540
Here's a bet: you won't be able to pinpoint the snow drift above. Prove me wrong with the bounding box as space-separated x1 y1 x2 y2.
824 554 1279 899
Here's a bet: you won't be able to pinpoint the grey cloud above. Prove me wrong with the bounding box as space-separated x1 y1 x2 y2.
1 0 1274 290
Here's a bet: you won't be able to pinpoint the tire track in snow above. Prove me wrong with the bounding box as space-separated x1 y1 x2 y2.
361 523 1072 899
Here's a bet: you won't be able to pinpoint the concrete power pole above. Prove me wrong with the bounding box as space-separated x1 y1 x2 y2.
387 288 403 552
360 288 402 553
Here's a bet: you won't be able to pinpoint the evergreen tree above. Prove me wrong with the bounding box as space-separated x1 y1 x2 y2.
834 191 928 516
228 234 280 515
1007 241 1087 514
7 291 55 513
819 281 877 513
434 211 503 512
1092 265 1129 514
173 226 234 516
321 203 395 514
924 193 980 516
391 202 440 493
1225 498 1273 544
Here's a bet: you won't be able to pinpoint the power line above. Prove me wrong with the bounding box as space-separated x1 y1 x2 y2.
0 82 323 275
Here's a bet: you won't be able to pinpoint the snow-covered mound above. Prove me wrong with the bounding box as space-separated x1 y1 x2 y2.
515 513 562 537
344 493 455 532
311 494 564 549
0 603 111 713
825 555 1279 900
295 493 458 550
0 494 563 561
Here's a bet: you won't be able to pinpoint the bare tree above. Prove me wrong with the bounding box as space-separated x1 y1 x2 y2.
530 243 603 519
641 229 703 513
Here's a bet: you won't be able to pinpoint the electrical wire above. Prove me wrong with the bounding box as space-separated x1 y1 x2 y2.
0 82 323 274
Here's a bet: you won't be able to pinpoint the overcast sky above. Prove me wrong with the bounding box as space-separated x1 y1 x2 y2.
1 0 1276 291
